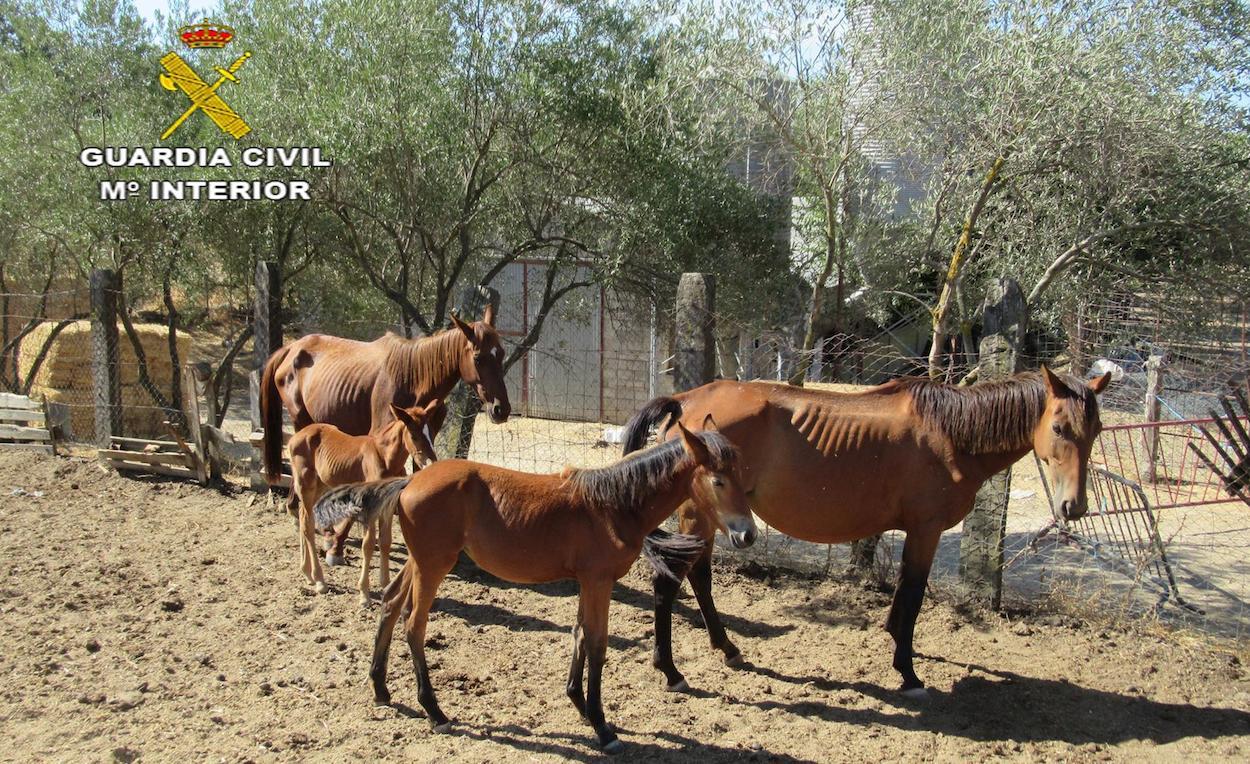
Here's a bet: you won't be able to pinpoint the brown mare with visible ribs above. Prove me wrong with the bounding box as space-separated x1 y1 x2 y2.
313 421 758 754
623 366 1111 696
262 306 511 562
287 401 443 603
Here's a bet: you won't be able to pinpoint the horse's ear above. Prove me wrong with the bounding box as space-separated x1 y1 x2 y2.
1088 371 1112 394
483 302 496 327
422 397 442 417
676 421 711 465
449 311 477 346
702 413 719 432
1040 365 1074 399
390 403 416 427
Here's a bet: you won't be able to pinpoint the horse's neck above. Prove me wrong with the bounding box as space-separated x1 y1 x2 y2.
620 465 697 544
389 330 463 402
373 423 410 471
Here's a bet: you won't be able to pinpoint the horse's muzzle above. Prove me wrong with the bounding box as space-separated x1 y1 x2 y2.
489 401 510 423
730 526 757 549
1058 498 1087 521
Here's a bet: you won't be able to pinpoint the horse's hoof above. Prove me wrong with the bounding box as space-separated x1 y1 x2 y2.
900 686 930 701
602 739 625 755
665 678 690 693
432 721 453 734
373 694 391 706
358 596 372 608
314 581 329 594
325 553 345 567
723 652 745 667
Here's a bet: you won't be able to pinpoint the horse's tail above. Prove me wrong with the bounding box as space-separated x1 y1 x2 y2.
641 527 708 582
313 476 410 531
260 345 291 483
622 395 683 456
623 395 708 580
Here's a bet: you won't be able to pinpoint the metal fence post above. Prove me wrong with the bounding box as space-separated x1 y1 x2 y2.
958 276 1027 608
674 273 715 392
90 268 121 447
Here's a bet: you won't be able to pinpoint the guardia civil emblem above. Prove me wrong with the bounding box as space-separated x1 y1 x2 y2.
159 20 252 140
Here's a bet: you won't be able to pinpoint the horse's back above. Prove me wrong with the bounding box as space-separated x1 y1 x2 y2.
277 334 392 434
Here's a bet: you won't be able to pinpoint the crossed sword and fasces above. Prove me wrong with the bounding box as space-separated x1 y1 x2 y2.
159 51 252 140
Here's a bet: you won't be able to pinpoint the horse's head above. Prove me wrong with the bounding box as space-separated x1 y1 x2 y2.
388 400 443 469
1033 365 1111 521
450 303 512 423
677 417 757 549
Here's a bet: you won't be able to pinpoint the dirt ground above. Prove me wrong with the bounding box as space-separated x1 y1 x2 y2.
3 451 1250 763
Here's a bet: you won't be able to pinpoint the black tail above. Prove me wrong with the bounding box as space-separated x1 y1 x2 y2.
313 476 409 530
622 396 682 455
260 345 290 484
642 527 708 581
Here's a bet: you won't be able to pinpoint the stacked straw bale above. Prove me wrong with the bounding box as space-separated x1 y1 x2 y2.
19 321 192 440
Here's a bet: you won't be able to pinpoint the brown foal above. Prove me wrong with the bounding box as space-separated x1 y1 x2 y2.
287 401 441 603
313 420 757 753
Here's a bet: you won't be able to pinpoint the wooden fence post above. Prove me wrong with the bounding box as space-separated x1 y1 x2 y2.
253 261 282 368
958 276 1027 609
441 285 497 459
1144 352 1166 483
249 262 281 490
674 273 716 392
90 268 121 448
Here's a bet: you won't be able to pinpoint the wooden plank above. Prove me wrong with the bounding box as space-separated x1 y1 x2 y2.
0 393 40 409
0 442 54 454
0 408 46 424
99 449 193 468
109 435 181 450
0 424 52 442
106 460 198 480
248 429 294 447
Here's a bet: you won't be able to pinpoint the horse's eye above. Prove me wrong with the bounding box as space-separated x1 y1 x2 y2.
473 352 483 362
1052 423 1063 436
711 477 725 488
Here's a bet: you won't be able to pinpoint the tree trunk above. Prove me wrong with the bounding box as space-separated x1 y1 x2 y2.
928 153 1006 378
789 186 838 386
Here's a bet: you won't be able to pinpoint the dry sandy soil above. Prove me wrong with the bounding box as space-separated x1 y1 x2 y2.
3 450 1250 763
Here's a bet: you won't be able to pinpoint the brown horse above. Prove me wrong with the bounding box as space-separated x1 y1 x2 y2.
288 401 443 602
312 421 758 754
622 366 1111 697
262 305 511 561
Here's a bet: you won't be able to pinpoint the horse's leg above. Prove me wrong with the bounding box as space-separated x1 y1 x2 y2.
885 525 940 697
298 482 328 594
358 516 376 606
651 558 692 692
687 545 741 665
378 504 393 592
579 577 621 754
565 596 587 717
326 518 353 566
404 558 456 731
371 560 413 705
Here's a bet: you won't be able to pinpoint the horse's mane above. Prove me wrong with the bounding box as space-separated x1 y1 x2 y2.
898 371 1097 454
380 328 464 394
566 431 738 538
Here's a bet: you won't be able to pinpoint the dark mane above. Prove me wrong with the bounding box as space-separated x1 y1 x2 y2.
567 431 737 533
899 371 1097 454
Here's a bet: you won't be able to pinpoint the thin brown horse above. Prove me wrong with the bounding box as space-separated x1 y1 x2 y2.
622 366 1111 697
288 401 443 602
262 305 511 562
313 421 758 754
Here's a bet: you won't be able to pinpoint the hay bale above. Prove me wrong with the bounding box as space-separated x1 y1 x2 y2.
21 321 193 440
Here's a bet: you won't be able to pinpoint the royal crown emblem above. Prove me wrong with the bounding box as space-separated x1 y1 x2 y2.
178 20 235 49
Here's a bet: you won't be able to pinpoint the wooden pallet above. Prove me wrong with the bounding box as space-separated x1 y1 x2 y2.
100 432 206 483
0 392 54 455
